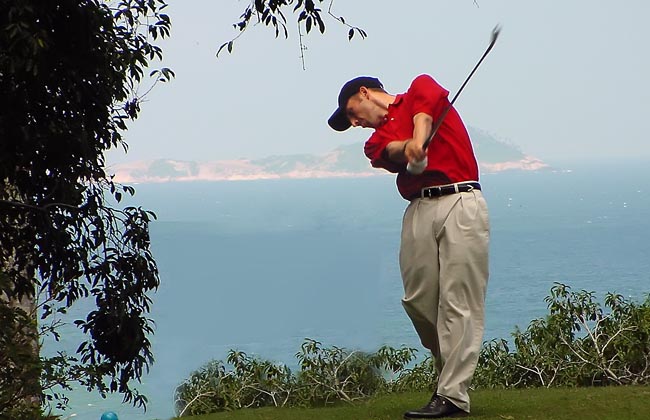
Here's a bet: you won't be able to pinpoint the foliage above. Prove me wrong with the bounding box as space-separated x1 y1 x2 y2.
474 283 650 388
0 298 41 420
174 351 296 417
0 0 172 415
217 0 367 57
174 339 422 417
177 284 650 417
293 338 385 405
386 354 438 393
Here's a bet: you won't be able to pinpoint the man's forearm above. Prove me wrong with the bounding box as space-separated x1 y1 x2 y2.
384 112 434 164
385 140 411 163
412 112 434 148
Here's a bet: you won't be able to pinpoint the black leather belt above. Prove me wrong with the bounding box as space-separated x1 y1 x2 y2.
410 182 481 201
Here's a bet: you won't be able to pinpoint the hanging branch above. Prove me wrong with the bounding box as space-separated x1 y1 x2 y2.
216 0 366 63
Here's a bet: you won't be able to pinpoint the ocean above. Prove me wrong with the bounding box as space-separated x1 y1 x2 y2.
47 161 650 420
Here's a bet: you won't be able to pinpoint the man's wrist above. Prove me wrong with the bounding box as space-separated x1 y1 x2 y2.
402 140 410 155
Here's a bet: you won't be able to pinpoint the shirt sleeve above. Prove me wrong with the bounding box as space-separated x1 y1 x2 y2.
364 132 403 173
409 74 449 119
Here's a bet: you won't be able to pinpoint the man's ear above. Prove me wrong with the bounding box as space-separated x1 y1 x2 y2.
358 86 369 99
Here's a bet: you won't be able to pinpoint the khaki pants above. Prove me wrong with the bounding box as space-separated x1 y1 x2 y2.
399 189 490 413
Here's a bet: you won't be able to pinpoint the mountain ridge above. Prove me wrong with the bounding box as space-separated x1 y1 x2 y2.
111 128 549 183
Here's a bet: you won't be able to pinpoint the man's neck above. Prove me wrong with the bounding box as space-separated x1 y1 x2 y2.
372 92 396 112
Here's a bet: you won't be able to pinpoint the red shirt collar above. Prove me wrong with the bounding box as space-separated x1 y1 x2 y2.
380 94 404 125
390 94 404 108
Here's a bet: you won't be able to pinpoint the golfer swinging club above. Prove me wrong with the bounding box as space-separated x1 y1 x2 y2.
328 66 491 417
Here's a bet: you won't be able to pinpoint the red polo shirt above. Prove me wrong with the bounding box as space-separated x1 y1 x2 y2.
364 74 479 200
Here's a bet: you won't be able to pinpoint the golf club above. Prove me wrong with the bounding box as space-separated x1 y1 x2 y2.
407 24 501 175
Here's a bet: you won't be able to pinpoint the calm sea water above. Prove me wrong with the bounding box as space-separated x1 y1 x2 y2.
48 162 650 419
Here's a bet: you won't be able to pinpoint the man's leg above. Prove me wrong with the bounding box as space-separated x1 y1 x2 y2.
400 198 443 373
435 190 490 413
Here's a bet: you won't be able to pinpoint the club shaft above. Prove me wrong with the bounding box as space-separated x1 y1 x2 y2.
421 30 499 151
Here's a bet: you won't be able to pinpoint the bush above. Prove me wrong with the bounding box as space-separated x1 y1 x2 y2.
474 283 650 388
175 284 650 417
294 339 385 406
174 350 295 416
174 340 423 417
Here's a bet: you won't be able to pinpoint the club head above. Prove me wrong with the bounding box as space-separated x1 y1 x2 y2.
491 24 502 44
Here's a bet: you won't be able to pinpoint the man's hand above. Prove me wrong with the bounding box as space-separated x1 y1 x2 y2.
385 138 427 164
404 139 427 163
403 112 434 174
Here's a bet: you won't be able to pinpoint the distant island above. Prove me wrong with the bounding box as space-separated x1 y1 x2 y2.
110 127 549 183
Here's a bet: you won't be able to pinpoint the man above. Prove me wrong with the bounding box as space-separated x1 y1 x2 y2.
328 75 490 419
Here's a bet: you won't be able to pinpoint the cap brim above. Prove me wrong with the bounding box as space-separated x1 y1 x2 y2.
328 108 351 132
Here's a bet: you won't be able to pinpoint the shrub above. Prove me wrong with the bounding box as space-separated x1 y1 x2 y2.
175 284 650 417
294 338 384 406
174 340 422 416
474 283 650 388
174 351 295 417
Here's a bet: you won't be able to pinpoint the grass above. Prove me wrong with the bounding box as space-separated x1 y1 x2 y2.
177 386 650 420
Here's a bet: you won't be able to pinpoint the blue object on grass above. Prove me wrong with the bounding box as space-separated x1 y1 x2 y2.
100 412 118 420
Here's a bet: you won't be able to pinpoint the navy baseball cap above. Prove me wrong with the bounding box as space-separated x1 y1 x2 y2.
328 76 383 131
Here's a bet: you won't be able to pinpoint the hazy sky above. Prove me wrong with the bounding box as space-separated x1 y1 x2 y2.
106 0 650 167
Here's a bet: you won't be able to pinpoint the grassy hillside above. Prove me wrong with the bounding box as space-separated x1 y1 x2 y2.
177 386 650 420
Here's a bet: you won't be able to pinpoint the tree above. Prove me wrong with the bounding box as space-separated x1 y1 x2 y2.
0 0 172 417
1 1 361 417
